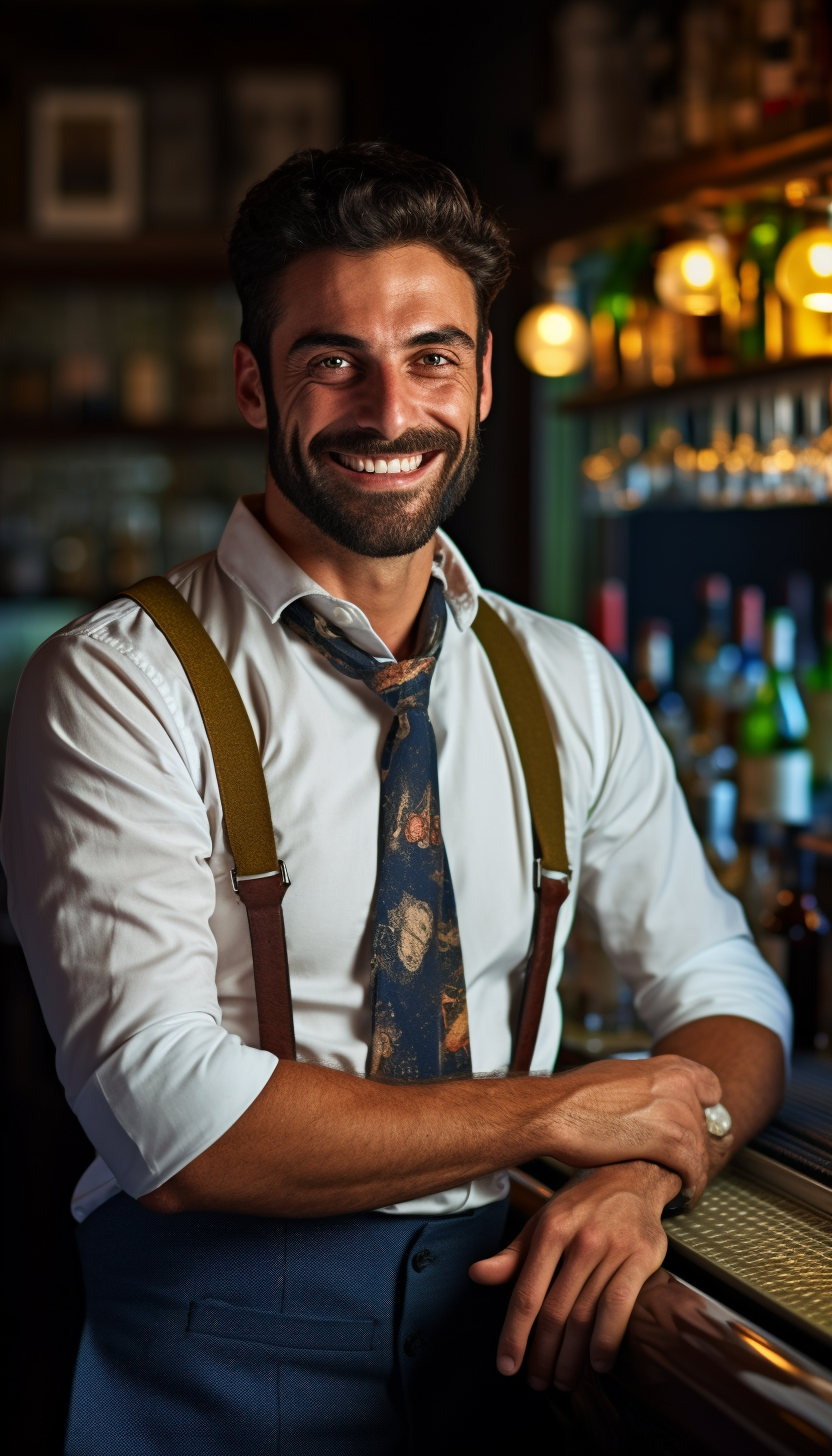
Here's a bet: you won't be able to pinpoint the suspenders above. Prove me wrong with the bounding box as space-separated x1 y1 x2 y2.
124 577 571 1074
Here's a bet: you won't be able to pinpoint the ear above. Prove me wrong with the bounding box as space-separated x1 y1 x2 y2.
479 331 494 423
233 342 268 430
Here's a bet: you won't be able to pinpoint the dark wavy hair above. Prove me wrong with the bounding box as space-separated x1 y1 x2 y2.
228 141 513 378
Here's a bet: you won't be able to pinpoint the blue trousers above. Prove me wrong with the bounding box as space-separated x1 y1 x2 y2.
67 1193 551 1454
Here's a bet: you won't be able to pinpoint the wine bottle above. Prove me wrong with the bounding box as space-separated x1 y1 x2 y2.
806 583 832 788
738 609 813 825
758 842 830 1050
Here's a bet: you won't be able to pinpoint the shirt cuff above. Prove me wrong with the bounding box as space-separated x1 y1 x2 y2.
633 934 793 1071
71 1013 278 1198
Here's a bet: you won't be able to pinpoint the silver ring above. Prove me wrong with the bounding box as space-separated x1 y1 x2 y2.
704 1103 732 1138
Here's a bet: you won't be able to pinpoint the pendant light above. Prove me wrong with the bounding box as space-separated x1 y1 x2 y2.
654 239 732 316
775 227 832 313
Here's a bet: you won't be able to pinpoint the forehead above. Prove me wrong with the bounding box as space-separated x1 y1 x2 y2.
273 244 479 341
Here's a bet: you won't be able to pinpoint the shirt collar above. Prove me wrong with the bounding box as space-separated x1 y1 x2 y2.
216 494 481 662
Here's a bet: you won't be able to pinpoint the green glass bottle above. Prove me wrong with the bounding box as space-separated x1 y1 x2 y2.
740 610 809 753
738 609 812 826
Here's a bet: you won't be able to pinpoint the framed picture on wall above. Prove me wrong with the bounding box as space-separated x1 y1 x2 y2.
30 89 142 237
226 71 341 219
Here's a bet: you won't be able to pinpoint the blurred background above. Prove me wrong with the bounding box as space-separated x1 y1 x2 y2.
1 2 831 1447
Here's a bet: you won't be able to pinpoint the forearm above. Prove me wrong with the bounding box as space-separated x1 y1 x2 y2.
142 1061 565 1217
653 1015 785 1178
140 1051 719 1218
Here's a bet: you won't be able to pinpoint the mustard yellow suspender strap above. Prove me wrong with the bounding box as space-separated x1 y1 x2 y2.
472 597 571 1072
124 576 295 1060
124 578 569 1073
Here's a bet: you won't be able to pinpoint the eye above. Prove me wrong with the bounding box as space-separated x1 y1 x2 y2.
419 352 453 368
318 355 351 370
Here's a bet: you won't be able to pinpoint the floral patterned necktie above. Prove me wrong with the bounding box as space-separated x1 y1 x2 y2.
282 577 472 1081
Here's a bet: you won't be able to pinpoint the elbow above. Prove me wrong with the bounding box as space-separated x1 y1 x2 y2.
137 1180 189 1215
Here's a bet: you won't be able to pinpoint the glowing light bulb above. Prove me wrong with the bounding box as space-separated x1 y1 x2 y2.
655 241 729 316
537 309 574 346
775 226 832 313
515 303 590 377
808 242 832 277
681 250 716 288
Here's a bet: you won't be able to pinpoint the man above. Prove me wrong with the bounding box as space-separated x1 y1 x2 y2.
2 144 790 1455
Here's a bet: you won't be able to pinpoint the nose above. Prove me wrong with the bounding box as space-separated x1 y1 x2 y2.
351 360 411 443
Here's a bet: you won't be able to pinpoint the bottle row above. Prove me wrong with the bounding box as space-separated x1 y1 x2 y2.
580 384 832 511
591 568 832 1050
0 287 244 429
0 442 263 601
541 0 832 188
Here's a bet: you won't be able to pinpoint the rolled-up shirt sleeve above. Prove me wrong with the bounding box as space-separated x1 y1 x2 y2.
572 634 793 1061
0 627 277 1199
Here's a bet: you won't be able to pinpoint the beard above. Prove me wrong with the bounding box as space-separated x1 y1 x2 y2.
265 392 480 559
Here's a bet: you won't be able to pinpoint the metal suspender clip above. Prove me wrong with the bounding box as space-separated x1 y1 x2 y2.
533 857 571 891
231 862 291 893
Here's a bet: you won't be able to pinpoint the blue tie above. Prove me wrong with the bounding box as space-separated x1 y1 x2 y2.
282 578 472 1081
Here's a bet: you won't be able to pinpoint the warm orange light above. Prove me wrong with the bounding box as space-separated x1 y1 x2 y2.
775 227 832 313
515 303 591 377
655 241 731 316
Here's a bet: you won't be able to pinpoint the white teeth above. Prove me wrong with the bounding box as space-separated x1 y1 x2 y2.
337 451 425 474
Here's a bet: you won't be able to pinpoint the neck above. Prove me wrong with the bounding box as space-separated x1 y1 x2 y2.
264 478 437 661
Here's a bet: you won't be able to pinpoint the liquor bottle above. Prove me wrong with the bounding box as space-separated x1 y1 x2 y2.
784 569 818 677
737 213 784 362
52 292 115 422
738 609 813 826
758 0 795 120
727 0 761 137
690 776 742 892
634 618 673 706
589 578 627 664
758 844 830 1050
726 585 768 736
805 584 832 788
680 574 740 743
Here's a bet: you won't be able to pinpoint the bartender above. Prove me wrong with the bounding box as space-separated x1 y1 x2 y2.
1 142 791 1456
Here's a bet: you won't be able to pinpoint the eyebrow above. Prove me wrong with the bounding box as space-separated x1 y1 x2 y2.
287 327 476 356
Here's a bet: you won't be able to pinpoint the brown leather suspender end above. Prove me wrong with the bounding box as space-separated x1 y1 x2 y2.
472 597 571 1074
124 576 296 1061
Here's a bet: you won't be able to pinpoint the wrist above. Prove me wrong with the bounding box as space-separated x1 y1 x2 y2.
591 1160 682 1208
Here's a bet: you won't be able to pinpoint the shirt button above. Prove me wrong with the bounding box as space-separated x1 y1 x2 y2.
411 1249 436 1273
404 1332 427 1357
331 606 353 625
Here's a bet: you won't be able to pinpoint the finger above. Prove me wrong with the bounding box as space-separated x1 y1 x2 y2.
469 1222 533 1286
495 1220 568 1377
550 1255 622 1391
524 1234 607 1391
587 1254 655 1376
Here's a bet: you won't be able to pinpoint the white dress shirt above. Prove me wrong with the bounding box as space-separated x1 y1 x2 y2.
1 495 791 1222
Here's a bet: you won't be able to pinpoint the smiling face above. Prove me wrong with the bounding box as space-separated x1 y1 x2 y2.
234 243 493 558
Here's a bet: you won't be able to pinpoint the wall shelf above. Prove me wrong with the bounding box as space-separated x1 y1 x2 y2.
0 230 230 285
0 421 260 445
516 123 832 250
561 354 832 414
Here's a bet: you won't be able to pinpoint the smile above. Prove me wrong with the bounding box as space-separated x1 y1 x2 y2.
331 451 437 476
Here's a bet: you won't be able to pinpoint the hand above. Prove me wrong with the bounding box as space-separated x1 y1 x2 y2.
550 1054 724 1201
469 1161 680 1391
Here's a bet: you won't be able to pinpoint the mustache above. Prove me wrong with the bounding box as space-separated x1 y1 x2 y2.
307 426 462 461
